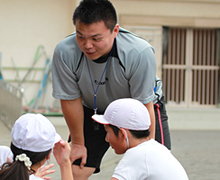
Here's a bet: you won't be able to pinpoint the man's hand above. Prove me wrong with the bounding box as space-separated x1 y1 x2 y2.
69 142 87 168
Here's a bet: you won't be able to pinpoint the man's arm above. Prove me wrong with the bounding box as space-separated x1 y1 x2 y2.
144 101 155 139
60 97 87 168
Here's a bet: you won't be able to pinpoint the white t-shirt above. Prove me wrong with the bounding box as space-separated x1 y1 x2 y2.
112 139 189 180
30 174 44 180
0 146 13 165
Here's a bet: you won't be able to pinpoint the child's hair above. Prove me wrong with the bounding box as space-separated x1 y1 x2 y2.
73 0 117 32
0 160 29 180
0 143 52 180
109 124 151 138
11 143 51 166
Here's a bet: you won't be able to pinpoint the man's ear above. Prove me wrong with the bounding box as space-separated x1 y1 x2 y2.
113 24 119 38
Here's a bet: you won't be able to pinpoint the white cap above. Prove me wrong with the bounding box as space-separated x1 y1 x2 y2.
11 113 61 152
92 98 151 130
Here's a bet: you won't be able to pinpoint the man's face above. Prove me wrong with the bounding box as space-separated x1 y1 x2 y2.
75 20 119 60
104 125 126 155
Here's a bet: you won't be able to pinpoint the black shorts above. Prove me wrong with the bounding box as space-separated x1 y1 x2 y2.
68 106 109 173
154 96 171 150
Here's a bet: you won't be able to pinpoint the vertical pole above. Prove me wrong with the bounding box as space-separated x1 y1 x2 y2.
0 52 3 80
185 29 193 107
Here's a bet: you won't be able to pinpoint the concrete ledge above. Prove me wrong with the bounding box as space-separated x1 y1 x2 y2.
47 107 220 131
47 116 66 126
167 107 220 130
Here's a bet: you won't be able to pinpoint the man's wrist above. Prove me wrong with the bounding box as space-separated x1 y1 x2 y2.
69 140 85 146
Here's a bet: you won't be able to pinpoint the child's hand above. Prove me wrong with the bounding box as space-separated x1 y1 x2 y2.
35 163 55 180
53 139 71 166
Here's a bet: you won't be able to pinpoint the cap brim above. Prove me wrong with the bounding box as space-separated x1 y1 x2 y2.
92 114 110 125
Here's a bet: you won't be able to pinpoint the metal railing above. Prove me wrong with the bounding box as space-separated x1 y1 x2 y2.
0 80 23 130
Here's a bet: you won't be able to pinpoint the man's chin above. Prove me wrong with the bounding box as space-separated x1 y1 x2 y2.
87 57 97 61
85 53 99 60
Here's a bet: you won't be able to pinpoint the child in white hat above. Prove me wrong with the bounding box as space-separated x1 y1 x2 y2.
92 98 189 180
0 146 13 166
0 113 73 180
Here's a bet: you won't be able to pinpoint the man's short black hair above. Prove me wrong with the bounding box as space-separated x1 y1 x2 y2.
73 0 117 32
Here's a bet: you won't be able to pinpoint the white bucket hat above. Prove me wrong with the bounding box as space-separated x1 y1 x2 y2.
11 113 61 152
92 98 151 130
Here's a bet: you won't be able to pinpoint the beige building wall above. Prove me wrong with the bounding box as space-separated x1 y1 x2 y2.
116 0 220 27
112 0 220 77
0 0 76 107
0 0 76 67
1 0 219 109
